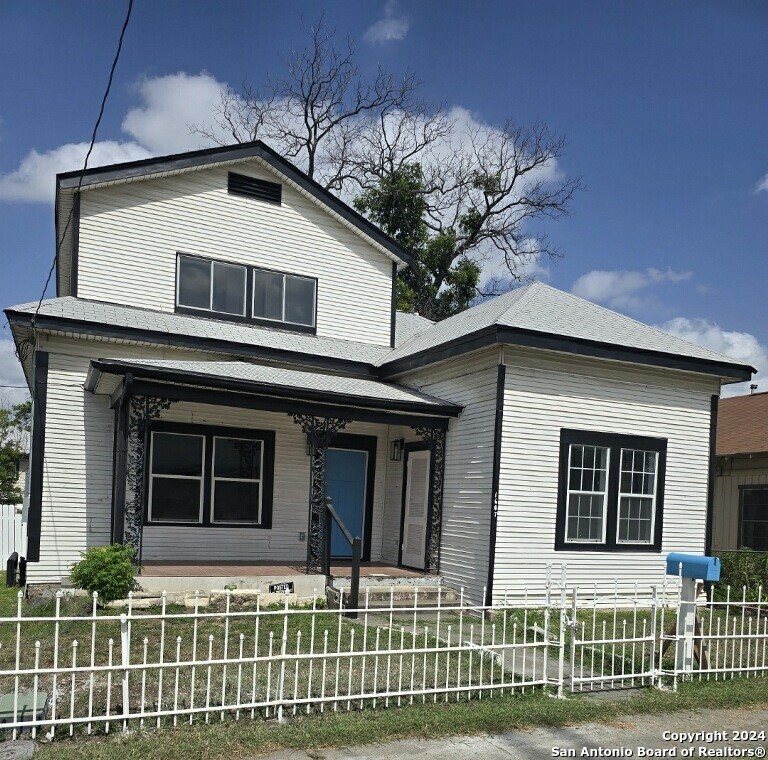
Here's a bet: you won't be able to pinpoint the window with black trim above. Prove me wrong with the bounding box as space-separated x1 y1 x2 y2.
147 423 275 528
253 268 316 327
556 429 667 552
177 254 247 316
740 487 768 551
175 253 317 331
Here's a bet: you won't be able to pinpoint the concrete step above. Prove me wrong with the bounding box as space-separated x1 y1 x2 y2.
327 585 459 609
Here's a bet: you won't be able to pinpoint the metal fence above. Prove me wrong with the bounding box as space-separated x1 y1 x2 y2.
1 570 767 740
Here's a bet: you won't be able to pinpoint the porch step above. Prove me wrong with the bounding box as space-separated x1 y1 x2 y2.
326 585 458 609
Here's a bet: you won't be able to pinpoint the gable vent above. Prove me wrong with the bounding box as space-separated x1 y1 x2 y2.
228 172 282 205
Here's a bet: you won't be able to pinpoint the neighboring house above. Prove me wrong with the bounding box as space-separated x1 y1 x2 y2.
712 391 768 553
3 141 754 602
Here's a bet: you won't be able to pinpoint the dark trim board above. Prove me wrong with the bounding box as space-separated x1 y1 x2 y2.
70 192 80 298
485 363 506 606
110 374 132 544
554 428 667 554
327 433 378 561
26 351 49 563
390 262 398 349
398 441 431 571
705 394 719 555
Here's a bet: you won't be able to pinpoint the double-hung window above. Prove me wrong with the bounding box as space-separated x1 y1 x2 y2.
147 424 275 528
177 254 247 317
556 429 667 552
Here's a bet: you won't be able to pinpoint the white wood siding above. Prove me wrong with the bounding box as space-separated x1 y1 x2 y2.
712 455 768 551
495 347 719 601
401 351 500 605
76 161 393 346
27 335 392 584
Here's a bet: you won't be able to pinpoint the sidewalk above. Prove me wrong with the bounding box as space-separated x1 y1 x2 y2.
254 706 768 759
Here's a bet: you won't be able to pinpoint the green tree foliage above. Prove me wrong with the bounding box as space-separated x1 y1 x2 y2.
0 399 31 504
70 544 140 604
354 164 481 320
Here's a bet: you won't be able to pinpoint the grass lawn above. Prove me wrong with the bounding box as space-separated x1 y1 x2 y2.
26 676 768 760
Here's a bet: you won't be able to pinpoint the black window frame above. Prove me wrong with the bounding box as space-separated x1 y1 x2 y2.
175 253 248 319
251 265 318 331
145 421 275 529
174 252 317 334
738 485 768 552
555 429 667 552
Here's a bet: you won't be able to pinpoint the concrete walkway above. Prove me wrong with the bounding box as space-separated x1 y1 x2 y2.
254 707 768 759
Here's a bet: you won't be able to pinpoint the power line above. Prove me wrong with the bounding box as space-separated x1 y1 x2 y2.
31 0 134 326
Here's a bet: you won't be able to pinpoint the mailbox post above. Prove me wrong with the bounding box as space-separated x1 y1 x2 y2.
665 553 720 674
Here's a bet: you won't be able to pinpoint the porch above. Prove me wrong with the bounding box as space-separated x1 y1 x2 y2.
85 357 462 594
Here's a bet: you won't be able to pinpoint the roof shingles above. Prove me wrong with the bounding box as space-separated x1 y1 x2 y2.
717 392 768 455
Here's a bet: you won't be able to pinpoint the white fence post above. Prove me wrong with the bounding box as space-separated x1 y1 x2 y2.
120 614 130 732
675 578 697 676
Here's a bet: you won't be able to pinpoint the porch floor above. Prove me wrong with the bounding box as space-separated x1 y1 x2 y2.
140 561 426 579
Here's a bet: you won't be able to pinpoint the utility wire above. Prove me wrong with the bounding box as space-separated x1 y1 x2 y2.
31 0 134 327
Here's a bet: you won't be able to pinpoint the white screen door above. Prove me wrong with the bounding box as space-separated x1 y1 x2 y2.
401 449 431 569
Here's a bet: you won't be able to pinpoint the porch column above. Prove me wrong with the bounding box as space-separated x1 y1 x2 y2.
412 425 447 573
290 414 350 574
122 395 175 563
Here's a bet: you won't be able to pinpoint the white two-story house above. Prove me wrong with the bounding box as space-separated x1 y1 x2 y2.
4 141 754 603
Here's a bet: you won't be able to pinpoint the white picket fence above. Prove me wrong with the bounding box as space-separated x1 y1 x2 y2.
0 570 766 740
0 504 24 564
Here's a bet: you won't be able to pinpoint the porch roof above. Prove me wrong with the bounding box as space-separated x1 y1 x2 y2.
86 357 463 422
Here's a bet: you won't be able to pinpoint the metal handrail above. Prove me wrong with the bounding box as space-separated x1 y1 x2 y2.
323 496 362 618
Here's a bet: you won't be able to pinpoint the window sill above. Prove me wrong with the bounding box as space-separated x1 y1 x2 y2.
174 306 316 334
554 541 661 553
144 521 270 530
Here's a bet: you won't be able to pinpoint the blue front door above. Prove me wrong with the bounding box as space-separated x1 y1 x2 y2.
326 448 367 557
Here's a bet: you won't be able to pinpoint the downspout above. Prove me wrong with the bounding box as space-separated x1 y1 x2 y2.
485 351 506 607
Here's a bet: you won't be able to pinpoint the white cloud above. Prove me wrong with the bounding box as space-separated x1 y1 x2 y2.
122 72 229 154
0 72 228 204
0 338 30 405
571 267 691 312
756 173 768 193
0 141 150 203
660 317 766 397
364 1 410 44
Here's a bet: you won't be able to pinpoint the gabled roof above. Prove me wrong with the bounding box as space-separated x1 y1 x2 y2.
86 358 462 419
717 391 768 456
380 282 755 382
55 140 416 296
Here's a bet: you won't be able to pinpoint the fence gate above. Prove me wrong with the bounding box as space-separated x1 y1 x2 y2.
568 586 658 692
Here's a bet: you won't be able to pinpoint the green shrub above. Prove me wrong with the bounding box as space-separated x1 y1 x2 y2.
70 544 140 603
714 549 768 601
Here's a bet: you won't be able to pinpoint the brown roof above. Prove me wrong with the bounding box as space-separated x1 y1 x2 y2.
717 391 768 455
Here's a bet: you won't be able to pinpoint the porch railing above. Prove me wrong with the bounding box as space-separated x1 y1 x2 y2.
322 496 362 618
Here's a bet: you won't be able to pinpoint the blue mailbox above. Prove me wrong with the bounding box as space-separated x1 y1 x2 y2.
665 553 721 582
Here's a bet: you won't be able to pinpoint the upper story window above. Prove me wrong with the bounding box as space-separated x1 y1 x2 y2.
177 255 247 316
176 253 317 331
253 268 316 327
555 429 667 552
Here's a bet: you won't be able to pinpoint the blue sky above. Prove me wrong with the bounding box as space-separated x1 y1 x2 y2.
1 0 767 400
